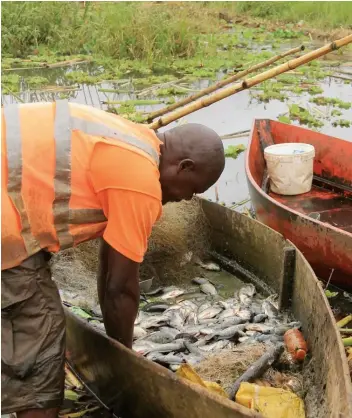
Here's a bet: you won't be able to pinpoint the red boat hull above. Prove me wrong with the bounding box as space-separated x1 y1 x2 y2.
245 120 352 289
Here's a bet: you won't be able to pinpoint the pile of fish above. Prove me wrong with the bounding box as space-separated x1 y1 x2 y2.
132 278 300 371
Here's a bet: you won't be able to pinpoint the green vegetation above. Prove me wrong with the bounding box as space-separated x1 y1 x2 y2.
332 119 351 128
155 87 186 97
224 144 246 159
25 76 49 87
308 86 324 95
325 290 338 299
3 1 350 62
1 2 218 59
331 109 343 117
310 96 352 109
288 104 324 128
278 115 291 124
104 99 163 106
2 73 21 92
107 104 146 123
255 90 287 102
230 2 352 29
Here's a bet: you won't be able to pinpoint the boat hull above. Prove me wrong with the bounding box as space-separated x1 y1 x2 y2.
65 200 352 418
245 119 352 289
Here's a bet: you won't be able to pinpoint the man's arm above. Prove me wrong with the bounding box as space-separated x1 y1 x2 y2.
98 239 139 348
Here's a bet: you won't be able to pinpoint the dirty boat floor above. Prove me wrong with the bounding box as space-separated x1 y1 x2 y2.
60 257 312 417
269 183 352 232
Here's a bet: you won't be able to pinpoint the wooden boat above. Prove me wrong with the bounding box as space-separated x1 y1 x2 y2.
245 119 352 289
65 200 352 418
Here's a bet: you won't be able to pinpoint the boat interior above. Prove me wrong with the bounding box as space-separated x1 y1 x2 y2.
250 119 352 233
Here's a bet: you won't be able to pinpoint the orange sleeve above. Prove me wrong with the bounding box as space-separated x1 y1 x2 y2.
98 188 161 262
89 142 162 262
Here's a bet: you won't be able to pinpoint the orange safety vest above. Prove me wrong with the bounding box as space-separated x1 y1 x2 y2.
1 100 160 270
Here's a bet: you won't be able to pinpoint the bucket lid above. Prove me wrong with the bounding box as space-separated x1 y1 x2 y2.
264 143 315 157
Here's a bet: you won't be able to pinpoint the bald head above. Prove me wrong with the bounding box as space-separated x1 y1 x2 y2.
156 123 225 204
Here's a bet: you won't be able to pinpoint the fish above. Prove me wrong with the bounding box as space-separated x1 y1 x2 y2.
266 294 279 309
160 287 185 300
159 326 180 338
239 284 256 298
199 340 229 352
236 309 252 322
246 323 272 334
147 339 186 354
218 298 237 309
194 257 221 271
142 302 172 313
238 284 256 306
199 282 218 296
245 331 260 337
198 302 212 314
262 300 278 318
184 341 205 357
199 327 217 335
146 352 185 365
253 313 268 323
217 316 246 328
183 354 203 366
133 326 147 339
192 277 209 285
272 325 293 335
176 292 207 303
200 282 217 296
140 314 170 329
133 340 160 355
140 329 177 344
166 310 185 330
186 311 198 326
218 308 237 320
198 306 222 320
177 300 198 311
174 333 198 343
238 336 250 343
206 324 246 341
143 286 164 296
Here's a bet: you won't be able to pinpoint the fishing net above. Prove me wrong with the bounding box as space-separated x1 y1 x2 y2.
51 199 210 302
194 344 266 394
195 344 304 397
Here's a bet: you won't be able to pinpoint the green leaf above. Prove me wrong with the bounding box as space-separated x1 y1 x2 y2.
278 115 291 124
69 306 91 319
325 290 338 298
64 389 79 401
224 144 246 159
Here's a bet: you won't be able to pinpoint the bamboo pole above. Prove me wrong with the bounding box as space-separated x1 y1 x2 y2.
148 35 352 130
146 45 305 122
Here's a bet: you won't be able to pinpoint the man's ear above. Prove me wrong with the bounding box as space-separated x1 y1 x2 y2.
178 159 195 173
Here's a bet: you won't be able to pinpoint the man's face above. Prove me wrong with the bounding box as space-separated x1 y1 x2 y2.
160 160 212 205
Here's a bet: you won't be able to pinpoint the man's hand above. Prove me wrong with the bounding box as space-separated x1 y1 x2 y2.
98 239 139 348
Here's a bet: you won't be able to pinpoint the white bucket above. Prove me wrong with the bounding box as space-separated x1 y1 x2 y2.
264 143 315 195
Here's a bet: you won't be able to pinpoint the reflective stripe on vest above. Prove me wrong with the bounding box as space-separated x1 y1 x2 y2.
4 100 159 253
4 104 42 256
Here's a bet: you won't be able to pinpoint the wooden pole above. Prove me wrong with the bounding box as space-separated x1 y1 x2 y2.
148 34 352 131
147 45 304 122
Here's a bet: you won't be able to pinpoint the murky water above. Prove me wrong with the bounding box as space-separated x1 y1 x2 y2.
2 56 352 209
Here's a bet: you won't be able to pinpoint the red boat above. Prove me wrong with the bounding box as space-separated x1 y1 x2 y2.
245 119 352 289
